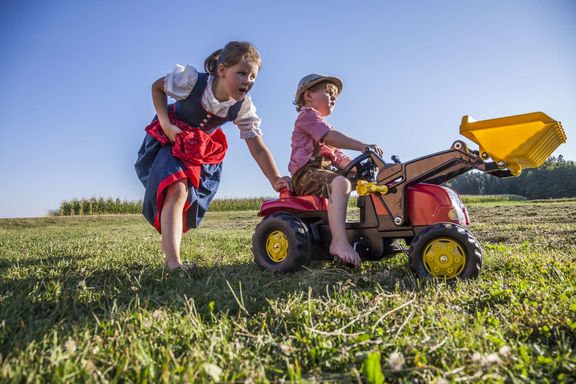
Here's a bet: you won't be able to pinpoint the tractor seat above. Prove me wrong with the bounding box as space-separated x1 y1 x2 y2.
258 189 329 216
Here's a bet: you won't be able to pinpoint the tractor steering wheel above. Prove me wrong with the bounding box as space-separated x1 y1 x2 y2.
340 149 379 182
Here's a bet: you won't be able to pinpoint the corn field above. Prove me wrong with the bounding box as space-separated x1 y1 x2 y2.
57 198 143 216
55 194 529 216
56 197 272 216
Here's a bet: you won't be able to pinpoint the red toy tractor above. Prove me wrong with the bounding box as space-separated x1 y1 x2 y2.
251 112 566 279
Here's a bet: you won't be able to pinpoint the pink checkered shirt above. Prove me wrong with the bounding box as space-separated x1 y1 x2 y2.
288 107 351 175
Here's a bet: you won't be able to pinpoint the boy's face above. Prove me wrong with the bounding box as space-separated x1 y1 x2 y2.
303 82 338 116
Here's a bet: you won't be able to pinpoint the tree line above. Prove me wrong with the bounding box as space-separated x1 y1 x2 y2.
445 156 576 199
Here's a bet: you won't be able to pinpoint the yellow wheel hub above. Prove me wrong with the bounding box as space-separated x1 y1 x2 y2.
266 230 288 263
422 237 466 279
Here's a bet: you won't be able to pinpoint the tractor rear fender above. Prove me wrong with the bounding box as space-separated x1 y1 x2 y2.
258 189 328 217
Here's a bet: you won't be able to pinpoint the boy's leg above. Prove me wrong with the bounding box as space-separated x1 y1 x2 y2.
328 176 361 267
160 180 188 269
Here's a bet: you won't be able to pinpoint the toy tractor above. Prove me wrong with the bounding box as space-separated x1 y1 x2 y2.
252 112 567 279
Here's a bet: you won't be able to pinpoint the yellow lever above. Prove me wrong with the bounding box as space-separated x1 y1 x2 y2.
356 180 389 196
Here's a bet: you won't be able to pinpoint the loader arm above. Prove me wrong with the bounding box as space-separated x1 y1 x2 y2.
371 141 512 226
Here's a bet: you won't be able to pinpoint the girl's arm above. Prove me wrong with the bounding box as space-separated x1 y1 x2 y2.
245 136 292 192
152 77 182 142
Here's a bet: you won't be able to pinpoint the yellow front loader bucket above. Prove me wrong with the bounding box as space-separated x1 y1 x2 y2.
460 112 567 176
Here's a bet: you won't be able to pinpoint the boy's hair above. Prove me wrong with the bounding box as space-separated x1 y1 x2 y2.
204 41 261 76
294 81 339 112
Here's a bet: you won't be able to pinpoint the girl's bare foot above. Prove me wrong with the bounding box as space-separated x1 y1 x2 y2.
165 262 196 272
329 240 361 268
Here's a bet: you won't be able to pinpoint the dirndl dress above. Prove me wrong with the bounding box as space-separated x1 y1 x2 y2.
135 72 244 233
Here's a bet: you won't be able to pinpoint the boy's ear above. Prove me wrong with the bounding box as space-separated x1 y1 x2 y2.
303 89 312 103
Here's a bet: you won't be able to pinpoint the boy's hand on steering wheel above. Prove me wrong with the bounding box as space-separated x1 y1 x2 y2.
364 144 383 157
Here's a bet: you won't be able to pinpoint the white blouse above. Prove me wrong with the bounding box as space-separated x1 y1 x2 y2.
164 64 262 139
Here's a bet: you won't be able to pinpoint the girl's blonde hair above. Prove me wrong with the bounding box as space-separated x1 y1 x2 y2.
204 41 261 76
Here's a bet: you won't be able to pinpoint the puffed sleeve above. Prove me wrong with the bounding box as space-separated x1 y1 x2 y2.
164 64 199 100
234 96 262 139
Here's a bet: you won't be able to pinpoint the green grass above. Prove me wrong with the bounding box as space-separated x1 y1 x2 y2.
460 194 527 204
1 202 575 382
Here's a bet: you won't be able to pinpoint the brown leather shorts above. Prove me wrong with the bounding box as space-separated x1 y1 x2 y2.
292 157 347 198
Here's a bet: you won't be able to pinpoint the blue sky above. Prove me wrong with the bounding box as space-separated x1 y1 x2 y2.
1 0 574 218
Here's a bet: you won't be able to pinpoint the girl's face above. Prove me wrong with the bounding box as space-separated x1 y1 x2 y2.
216 58 259 101
304 83 338 116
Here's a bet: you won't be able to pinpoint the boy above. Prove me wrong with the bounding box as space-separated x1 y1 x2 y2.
289 74 383 267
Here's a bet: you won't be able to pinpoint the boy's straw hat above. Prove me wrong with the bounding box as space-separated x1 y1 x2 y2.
294 73 343 104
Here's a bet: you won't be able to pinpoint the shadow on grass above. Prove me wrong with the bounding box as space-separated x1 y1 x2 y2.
0 254 90 269
0 256 416 356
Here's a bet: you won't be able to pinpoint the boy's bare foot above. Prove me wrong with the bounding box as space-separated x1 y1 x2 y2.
329 240 361 268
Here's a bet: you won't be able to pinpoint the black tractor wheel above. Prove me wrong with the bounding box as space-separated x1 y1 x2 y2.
408 223 482 279
252 212 311 272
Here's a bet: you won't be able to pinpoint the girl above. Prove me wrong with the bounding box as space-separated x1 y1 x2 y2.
135 41 291 271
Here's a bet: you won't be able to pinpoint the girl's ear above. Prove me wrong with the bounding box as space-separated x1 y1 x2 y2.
217 63 226 78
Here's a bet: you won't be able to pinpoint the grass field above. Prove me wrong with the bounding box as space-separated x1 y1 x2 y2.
1 200 575 382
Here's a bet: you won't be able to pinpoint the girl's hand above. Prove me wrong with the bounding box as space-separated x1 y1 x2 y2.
272 176 292 192
161 122 183 142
